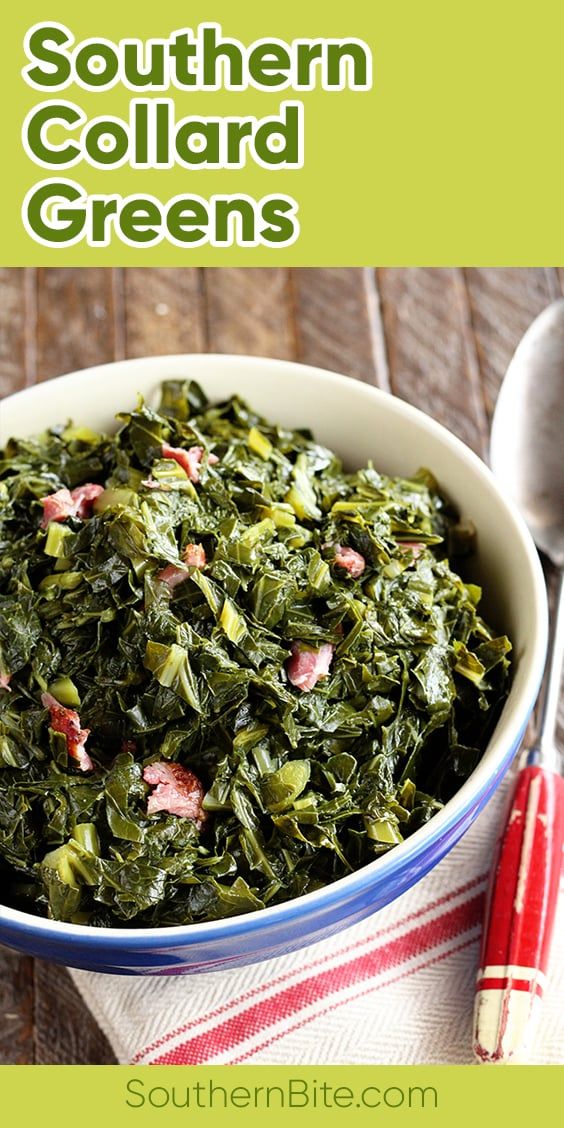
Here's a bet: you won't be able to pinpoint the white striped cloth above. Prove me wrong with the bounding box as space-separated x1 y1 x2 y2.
70 772 564 1064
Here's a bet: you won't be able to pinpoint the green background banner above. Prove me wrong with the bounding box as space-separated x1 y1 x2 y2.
1 1064 562 1125
2 0 563 264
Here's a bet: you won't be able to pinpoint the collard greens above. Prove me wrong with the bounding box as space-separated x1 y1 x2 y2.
0 380 511 926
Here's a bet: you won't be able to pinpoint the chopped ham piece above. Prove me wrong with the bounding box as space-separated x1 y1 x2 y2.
157 543 206 590
286 641 335 692
183 542 206 568
70 483 104 517
40 483 103 527
156 563 190 590
40 488 75 527
143 761 206 825
334 544 366 578
41 692 93 772
0 672 11 692
398 541 425 559
161 443 218 484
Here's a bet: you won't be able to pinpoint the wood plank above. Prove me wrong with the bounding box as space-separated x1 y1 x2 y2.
291 268 381 385
377 268 489 456
31 266 119 1064
463 268 556 419
123 268 206 356
0 945 34 1065
204 268 294 356
34 963 116 1065
0 269 31 399
35 268 118 381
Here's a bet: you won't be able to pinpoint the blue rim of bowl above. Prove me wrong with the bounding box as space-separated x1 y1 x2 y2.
0 355 549 947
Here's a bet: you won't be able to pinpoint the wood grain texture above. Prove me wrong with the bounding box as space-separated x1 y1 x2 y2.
35 268 118 381
33 963 116 1065
122 268 206 357
291 268 381 385
377 267 490 456
0 945 34 1064
205 268 294 356
0 269 31 398
463 269 559 419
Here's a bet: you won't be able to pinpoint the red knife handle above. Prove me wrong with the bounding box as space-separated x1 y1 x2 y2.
473 764 564 1062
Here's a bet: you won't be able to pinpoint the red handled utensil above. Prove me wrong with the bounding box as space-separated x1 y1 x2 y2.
473 301 564 1063
473 755 564 1061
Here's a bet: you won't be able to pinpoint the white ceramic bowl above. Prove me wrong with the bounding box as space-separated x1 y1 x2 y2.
0 355 547 974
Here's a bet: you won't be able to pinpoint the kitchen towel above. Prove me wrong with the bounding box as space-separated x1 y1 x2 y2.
70 773 564 1065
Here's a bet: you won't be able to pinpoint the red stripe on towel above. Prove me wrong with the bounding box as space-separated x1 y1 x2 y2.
229 935 478 1064
133 873 486 1064
151 892 483 1064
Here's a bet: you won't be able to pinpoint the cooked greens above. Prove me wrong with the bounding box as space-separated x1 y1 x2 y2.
0 380 511 926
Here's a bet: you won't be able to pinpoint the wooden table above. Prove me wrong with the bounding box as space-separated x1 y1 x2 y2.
1 266 563 1064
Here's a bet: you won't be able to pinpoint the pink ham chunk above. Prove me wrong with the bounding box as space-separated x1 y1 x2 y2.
143 761 206 825
161 443 219 484
334 544 366 578
0 672 11 692
156 543 206 590
41 692 93 772
40 488 75 527
40 483 104 527
286 641 335 692
156 564 190 590
183 542 206 568
70 483 104 517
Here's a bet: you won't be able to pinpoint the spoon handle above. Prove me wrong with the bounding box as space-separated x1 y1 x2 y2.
473 564 564 1062
473 764 564 1062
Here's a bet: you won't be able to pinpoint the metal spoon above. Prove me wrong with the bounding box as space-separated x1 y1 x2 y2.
473 299 564 1063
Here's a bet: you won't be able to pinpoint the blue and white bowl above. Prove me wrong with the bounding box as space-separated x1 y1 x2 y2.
0 355 547 974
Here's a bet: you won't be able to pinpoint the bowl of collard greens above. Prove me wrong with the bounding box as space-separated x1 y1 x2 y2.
0 355 547 974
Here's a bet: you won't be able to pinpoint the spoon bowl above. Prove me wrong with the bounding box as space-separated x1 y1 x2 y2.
490 299 564 569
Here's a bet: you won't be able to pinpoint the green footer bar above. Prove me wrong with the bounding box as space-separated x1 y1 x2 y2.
1 1065 561 1127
